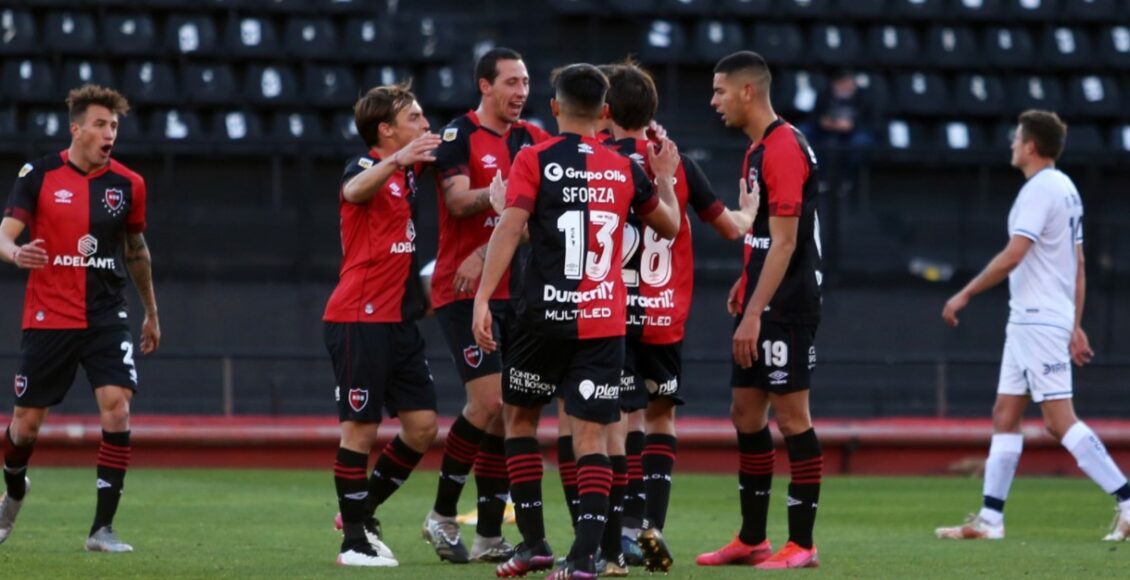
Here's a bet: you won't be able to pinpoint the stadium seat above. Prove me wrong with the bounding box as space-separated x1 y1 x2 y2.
225 16 280 58
0 106 15 139
331 111 363 150
811 24 862 66
990 119 1016 151
0 9 36 54
122 61 178 105
61 60 115 92
212 110 266 146
272 111 325 142
954 74 1006 116
772 70 826 118
1067 75 1120 117
891 71 948 115
855 71 891 117
984 26 1035 67
1043 26 1093 68
115 112 143 142
419 64 476 110
1 59 54 102
641 20 689 63
751 23 804 65
311 0 379 12
891 0 945 18
304 65 357 107
694 20 744 63
183 63 237 105
838 0 887 18
882 119 930 153
1063 123 1105 155
149 109 205 142
1110 123 1130 154
1098 25 1130 67
1010 75 1064 112
284 17 338 59
245 64 301 105
103 14 157 56
927 25 978 68
1006 0 1058 19
937 120 987 153
718 0 773 14
546 0 601 14
949 0 1004 20
44 11 97 54
167 15 219 56
261 0 310 11
1063 0 1118 20
781 0 834 17
26 109 67 140
361 65 412 89
868 25 920 66
609 0 656 14
401 16 452 61
656 0 713 14
342 17 395 61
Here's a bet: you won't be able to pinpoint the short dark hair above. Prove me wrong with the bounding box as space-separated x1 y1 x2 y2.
66 84 129 123
602 60 658 131
1018 109 1067 161
475 47 523 85
713 51 772 91
550 63 608 119
354 82 416 148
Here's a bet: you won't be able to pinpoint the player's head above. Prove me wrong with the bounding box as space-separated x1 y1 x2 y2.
1012 109 1067 168
602 59 658 132
476 47 530 125
549 63 609 122
66 84 129 167
711 51 772 128
354 82 430 150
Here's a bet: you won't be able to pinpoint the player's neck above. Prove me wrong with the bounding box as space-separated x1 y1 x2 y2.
475 104 512 135
1022 159 1055 179
743 105 778 143
373 142 402 164
66 144 107 174
555 116 596 138
610 125 646 141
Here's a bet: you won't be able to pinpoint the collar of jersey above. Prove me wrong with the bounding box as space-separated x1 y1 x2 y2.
60 149 113 180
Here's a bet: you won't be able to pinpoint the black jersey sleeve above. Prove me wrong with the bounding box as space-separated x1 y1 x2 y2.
4 161 44 224
681 155 724 222
433 121 471 180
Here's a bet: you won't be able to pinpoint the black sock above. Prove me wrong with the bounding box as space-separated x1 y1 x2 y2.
2 427 32 501
334 447 370 548
365 436 423 515
433 415 484 517
91 430 130 536
621 430 645 530
1113 483 1130 503
567 454 611 563
475 433 509 538
506 437 545 547
785 428 822 549
738 427 774 546
642 434 676 531
600 455 628 560
557 435 579 525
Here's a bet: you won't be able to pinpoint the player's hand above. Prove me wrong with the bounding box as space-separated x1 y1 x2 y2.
453 251 483 297
733 314 761 369
738 177 760 218
1070 327 1094 366
648 136 680 182
646 119 668 142
472 298 496 353
12 239 48 269
489 169 507 215
140 314 161 354
941 292 969 327
726 278 743 316
394 132 442 167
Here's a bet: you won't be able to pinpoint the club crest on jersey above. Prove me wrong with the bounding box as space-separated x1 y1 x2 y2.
748 167 759 187
102 188 125 216
463 345 483 368
348 388 369 412
443 127 458 142
14 375 27 398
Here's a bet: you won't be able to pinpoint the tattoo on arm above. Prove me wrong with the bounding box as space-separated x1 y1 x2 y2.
125 233 158 315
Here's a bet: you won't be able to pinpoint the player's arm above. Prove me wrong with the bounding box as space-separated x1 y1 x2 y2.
733 216 798 368
709 177 760 240
441 174 494 218
473 206 529 352
342 132 440 204
941 235 1033 327
639 137 681 239
0 217 47 269
1071 243 1094 365
125 232 161 354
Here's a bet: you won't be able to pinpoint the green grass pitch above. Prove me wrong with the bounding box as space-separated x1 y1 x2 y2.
0 468 1127 578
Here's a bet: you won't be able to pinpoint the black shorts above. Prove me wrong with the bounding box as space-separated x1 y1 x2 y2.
15 324 138 408
504 324 624 425
324 321 437 422
731 320 817 394
436 299 512 383
636 340 684 406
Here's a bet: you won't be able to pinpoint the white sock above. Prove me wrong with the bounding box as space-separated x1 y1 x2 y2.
1062 422 1129 495
978 433 1023 525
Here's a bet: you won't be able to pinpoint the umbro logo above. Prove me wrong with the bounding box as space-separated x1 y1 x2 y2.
446 474 468 485
578 143 594 154
481 153 498 168
344 491 368 500
54 189 74 204
768 370 789 385
96 478 112 490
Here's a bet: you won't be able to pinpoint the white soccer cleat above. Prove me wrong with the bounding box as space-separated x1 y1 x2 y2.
336 545 399 567
363 518 396 559
421 510 470 563
0 477 29 545
935 514 1004 540
469 533 515 562
85 526 134 552
1102 508 1130 542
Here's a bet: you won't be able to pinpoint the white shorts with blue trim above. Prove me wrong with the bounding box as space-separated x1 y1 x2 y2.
997 322 1073 403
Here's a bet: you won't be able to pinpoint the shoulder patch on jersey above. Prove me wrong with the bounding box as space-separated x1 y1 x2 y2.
18 163 32 178
443 127 458 142
357 157 374 169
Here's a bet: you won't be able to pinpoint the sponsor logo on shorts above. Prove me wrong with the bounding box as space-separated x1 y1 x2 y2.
348 388 369 412
619 372 636 390
14 374 27 398
1043 361 1069 375
508 368 554 395
463 345 483 369
645 377 678 396
768 370 789 385
808 346 817 370
578 379 619 400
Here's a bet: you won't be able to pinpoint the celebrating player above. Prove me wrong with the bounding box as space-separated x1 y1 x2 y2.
696 51 825 570
935 110 1130 542
0 85 159 553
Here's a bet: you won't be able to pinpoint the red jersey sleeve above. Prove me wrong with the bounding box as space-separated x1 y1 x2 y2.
763 136 809 218
506 147 540 213
4 161 42 225
126 173 147 233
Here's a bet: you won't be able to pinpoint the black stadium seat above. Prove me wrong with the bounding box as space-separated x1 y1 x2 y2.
103 14 157 56
949 0 1004 20
1007 0 1058 19
331 111 362 149
811 24 862 66
226 16 280 58
401 16 452 61
839 0 886 18
245 64 300 105
855 71 891 118
694 20 744 63
183 63 236 105
657 0 713 14
868 25 920 66
954 74 1006 116
609 0 656 14
44 11 97 54
891 71 948 115
167 14 219 56
938 120 986 153
362 65 412 89
122 61 178 105
27 109 67 140
213 110 265 145
772 70 826 118
0 8 36 54
313 0 378 12
1043 26 1093 68
928 25 978 68
985 26 1034 67
273 112 325 142
149 109 205 142
751 23 804 65
719 0 772 14
892 0 945 18
61 60 115 92
1063 123 1104 155
304 65 358 107
1067 75 1120 117
285 17 338 59
0 106 16 140
1110 123 1130 154
2 59 54 102
419 64 475 109
547 0 601 14
781 0 833 17
641 20 689 63
883 119 931 154
1099 26 1130 68
343 18 396 61
262 0 309 11
1010 75 1064 112
1063 0 1118 20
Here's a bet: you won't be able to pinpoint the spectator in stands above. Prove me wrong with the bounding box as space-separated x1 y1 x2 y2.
803 70 874 197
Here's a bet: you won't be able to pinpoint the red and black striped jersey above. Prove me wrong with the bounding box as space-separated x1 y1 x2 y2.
737 119 823 324
323 150 426 323
506 132 658 340
4 150 147 330
430 111 551 309
605 137 724 344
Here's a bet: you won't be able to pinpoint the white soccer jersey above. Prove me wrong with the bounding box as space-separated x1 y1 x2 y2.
1006 167 1083 331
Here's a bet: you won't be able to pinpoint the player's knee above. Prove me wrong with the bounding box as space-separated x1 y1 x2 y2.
8 420 41 446
730 402 762 431
464 396 504 428
404 420 438 449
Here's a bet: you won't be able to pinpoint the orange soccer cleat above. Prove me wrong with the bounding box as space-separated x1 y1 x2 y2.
695 536 773 566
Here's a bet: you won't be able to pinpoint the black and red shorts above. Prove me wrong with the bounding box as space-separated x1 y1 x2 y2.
731 319 818 394
436 299 513 383
14 324 138 408
323 321 437 422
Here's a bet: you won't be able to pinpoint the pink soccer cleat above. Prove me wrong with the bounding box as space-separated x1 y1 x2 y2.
754 541 819 569
695 536 773 566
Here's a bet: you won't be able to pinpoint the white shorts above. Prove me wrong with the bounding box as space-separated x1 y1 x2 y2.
997 323 1073 403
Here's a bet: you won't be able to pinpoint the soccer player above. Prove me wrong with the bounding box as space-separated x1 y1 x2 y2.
935 110 1130 542
696 51 824 570
323 83 443 567
0 85 159 552
473 63 682 579
423 47 550 564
